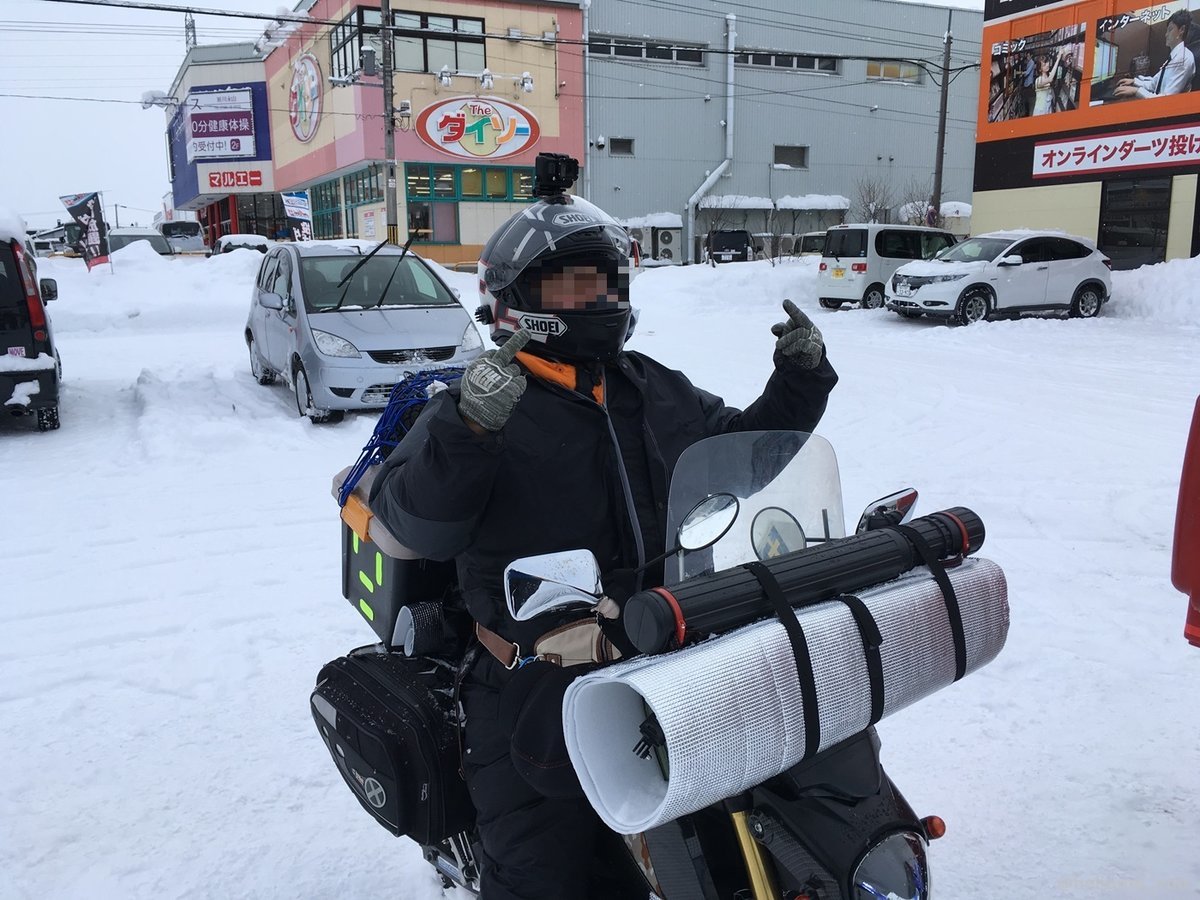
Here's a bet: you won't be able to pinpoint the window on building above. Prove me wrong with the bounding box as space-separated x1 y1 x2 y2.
236 193 288 240
774 145 808 168
589 35 706 65
867 60 923 83
392 10 485 73
404 163 534 244
737 50 840 73
1099 177 1171 270
609 138 635 156
342 165 384 208
330 7 383 79
311 178 344 239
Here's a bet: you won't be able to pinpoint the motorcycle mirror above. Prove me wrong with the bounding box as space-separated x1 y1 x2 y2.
855 488 919 535
677 492 740 551
751 507 807 560
505 549 603 622
1172 397 1200 648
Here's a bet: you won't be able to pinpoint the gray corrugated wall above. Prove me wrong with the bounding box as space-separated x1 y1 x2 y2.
585 0 983 229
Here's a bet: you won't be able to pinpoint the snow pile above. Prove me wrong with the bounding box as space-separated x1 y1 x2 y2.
941 201 973 218
0 207 28 244
0 352 56 373
619 212 684 229
700 194 775 209
776 194 851 211
1110 254 1200 326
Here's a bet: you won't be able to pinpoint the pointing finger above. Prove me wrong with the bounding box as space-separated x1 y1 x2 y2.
782 298 803 324
493 328 531 365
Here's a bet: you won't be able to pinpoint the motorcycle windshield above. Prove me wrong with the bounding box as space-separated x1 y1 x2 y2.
664 431 845 587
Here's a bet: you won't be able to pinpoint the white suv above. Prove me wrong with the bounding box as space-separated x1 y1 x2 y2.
885 230 1112 325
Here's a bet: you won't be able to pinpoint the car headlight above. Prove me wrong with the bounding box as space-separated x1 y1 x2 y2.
460 323 484 352
932 273 967 283
852 831 930 900
311 329 361 358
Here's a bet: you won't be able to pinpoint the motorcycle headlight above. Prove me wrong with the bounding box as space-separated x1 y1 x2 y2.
311 329 361 358
460 322 484 352
852 831 930 900
933 273 967 283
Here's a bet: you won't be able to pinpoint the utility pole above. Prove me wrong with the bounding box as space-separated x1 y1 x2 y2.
930 8 952 227
184 12 196 50
380 0 399 245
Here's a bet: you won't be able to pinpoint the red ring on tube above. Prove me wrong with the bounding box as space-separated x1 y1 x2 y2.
650 586 687 647
939 511 971 556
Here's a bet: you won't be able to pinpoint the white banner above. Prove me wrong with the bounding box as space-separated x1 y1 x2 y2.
280 191 312 222
1034 123 1200 178
186 89 256 163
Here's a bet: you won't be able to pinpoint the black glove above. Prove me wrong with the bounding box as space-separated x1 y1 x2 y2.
770 299 824 369
458 329 530 432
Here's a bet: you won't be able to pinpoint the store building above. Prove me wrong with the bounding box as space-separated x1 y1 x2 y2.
584 0 984 261
264 0 584 265
973 0 1200 269
165 43 289 245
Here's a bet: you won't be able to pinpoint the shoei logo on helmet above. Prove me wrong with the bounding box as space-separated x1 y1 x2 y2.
517 311 568 338
553 212 597 227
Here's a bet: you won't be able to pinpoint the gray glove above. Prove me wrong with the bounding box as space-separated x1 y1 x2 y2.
458 329 531 432
770 299 824 370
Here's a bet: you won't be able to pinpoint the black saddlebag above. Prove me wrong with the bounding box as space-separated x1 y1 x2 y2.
311 647 475 844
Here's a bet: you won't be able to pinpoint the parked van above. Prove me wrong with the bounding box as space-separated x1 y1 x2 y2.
816 224 956 309
797 231 827 256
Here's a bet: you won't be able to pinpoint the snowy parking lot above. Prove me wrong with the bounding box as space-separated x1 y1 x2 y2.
3 245 1199 898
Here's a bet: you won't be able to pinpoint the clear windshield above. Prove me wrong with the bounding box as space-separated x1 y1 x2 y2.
938 237 1012 263
299 254 459 312
159 222 200 239
664 431 845 586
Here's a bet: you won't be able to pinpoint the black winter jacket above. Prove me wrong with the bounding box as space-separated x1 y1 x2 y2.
368 348 837 651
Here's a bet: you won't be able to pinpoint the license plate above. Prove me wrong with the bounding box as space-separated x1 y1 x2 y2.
832 268 845 279
720 253 733 261
895 283 912 297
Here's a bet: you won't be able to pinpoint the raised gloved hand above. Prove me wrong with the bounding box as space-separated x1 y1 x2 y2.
458 328 531 432
770 299 824 370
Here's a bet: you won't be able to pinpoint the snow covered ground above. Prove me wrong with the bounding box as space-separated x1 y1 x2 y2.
3 244 1198 899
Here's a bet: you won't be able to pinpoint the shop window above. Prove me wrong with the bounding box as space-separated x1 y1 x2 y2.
609 138 635 156
1099 177 1171 270
392 10 485 73
407 202 432 242
461 167 484 197
774 145 808 168
406 166 431 198
514 170 534 199
867 60 923 83
311 177 344 240
737 50 840 74
486 169 508 198
434 166 457 197
406 202 458 244
331 7 384 79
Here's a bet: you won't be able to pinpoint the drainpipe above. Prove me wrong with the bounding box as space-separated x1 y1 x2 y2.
581 0 592 201
685 14 735 262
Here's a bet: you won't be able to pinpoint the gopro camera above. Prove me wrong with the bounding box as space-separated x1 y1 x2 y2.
533 153 579 198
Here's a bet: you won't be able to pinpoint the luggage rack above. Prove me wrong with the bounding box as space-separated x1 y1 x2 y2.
337 367 464 508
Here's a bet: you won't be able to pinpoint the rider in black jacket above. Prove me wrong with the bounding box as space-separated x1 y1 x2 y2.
369 160 837 900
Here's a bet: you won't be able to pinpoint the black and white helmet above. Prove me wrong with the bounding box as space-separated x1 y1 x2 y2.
477 194 632 363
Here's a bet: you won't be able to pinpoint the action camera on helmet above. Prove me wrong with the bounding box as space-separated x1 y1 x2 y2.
533 153 580 198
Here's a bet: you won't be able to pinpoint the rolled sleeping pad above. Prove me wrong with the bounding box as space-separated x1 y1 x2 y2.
623 507 984 655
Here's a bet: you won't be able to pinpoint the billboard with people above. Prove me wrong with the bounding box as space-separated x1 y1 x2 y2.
979 0 1200 143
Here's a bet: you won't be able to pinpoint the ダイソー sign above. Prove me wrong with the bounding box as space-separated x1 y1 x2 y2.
415 97 540 160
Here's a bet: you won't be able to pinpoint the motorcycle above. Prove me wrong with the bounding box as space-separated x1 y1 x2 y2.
314 429 998 899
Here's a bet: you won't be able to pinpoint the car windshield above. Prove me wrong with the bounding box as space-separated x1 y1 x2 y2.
160 222 201 240
109 233 172 255
937 237 1013 263
711 231 750 251
800 234 825 253
824 229 866 258
300 254 459 312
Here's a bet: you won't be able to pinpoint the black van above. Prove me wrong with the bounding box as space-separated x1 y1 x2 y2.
706 229 754 263
1 236 61 430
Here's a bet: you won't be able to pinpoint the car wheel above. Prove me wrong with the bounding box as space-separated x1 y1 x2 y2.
1070 284 1103 319
36 406 60 431
249 337 276 385
293 364 342 424
819 298 843 310
956 289 991 325
861 284 886 309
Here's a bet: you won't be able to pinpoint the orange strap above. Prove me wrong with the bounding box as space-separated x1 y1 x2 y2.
516 351 604 404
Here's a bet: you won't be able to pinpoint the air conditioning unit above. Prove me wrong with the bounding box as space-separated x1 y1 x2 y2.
779 235 796 255
627 226 647 245
651 227 682 263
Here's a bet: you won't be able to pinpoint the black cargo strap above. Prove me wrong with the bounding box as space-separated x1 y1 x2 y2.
895 524 967 681
743 561 821 758
833 593 885 725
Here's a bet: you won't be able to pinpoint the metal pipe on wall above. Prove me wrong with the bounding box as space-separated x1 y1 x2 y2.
685 14 736 262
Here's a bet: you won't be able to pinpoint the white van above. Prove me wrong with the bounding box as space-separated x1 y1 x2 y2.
816 224 956 309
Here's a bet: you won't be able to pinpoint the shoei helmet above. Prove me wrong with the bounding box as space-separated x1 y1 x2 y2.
478 194 632 362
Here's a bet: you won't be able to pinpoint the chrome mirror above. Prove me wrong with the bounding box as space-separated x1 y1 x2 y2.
504 549 603 622
678 492 739 551
855 488 919 534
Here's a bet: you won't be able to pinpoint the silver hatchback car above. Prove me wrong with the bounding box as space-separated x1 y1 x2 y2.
244 241 484 422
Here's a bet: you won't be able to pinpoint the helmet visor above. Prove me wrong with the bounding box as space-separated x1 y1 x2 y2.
483 195 632 293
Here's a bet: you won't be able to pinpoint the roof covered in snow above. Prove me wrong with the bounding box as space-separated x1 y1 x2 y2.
776 194 851 211
700 195 775 210
0 208 29 245
619 213 684 230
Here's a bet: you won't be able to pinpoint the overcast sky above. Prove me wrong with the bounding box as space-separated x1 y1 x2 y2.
0 0 985 232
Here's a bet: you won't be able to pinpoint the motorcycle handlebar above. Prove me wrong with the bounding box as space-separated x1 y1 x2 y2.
622 507 985 655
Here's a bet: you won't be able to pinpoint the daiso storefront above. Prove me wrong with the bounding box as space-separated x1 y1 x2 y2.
264 0 584 265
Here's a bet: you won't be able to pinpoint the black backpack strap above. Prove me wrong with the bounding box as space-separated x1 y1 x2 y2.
895 524 967 681
743 561 820 758
833 593 885 725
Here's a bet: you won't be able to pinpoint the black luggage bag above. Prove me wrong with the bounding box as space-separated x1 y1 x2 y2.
311 646 475 845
